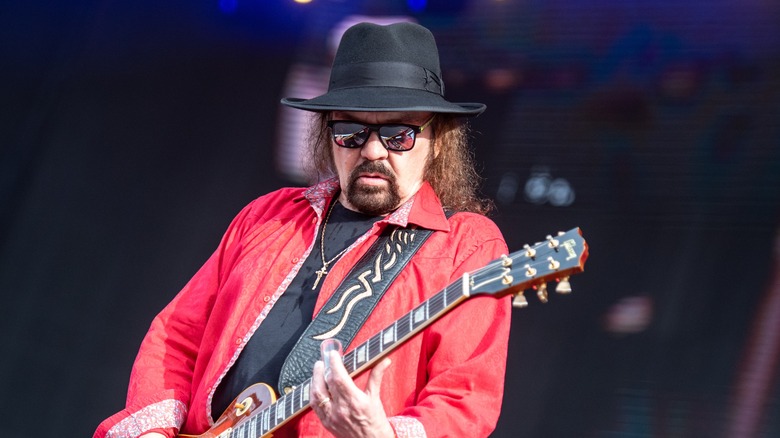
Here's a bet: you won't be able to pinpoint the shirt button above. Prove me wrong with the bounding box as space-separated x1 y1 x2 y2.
292 257 299 263
263 296 270 302
235 338 242 345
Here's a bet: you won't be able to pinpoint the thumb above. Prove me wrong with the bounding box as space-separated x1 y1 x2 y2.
364 358 392 397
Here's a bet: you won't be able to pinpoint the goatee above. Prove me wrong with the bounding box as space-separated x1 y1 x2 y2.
345 162 401 216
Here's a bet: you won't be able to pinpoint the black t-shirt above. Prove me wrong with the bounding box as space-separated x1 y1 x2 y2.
211 200 380 419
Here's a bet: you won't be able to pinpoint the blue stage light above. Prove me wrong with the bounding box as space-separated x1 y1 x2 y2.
408 0 426 13
219 0 238 14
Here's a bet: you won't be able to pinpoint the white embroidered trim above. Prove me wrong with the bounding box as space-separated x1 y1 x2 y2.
106 399 187 438
206 180 336 422
389 416 427 438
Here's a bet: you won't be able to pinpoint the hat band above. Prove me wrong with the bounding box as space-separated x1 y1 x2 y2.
329 61 443 95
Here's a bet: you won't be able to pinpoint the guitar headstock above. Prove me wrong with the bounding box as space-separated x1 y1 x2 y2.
468 228 589 307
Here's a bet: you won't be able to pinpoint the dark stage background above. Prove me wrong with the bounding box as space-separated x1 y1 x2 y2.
2 1 780 437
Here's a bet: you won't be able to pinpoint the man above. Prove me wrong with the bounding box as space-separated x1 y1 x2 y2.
95 22 511 438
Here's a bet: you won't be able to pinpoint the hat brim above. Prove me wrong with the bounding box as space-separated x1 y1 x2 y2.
281 87 486 116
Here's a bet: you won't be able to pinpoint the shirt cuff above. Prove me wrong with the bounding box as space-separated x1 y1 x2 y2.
103 399 186 438
388 416 426 438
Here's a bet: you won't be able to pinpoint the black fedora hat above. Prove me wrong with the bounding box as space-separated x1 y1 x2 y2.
281 22 486 116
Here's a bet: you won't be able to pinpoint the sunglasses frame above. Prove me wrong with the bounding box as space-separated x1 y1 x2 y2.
327 115 435 152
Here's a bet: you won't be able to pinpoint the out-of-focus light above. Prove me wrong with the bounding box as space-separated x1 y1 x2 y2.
485 68 520 92
524 171 551 205
219 0 238 14
294 0 313 4
603 296 654 335
496 172 520 205
408 0 426 13
521 167 575 207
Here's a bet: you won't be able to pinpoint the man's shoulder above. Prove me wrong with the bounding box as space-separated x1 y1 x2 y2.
245 186 308 209
447 211 503 238
429 211 507 255
230 186 312 224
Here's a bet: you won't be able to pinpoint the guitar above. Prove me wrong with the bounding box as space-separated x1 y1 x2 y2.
181 228 589 438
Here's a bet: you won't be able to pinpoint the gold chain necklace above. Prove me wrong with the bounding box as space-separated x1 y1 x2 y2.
312 201 349 290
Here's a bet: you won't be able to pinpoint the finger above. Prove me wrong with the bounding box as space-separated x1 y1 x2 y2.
310 361 333 417
324 350 349 381
323 350 358 398
310 361 328 401
364 358 391 397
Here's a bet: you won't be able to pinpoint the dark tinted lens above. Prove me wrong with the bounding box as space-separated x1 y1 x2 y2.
379 125 416 151
332 122 370 148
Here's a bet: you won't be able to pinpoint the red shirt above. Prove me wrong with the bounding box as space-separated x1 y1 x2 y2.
95 179 511 438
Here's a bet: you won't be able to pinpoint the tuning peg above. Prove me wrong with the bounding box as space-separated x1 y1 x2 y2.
536 282 549 303
512 291 529 308
501 254 512 267
523 244 537 259
555 276 572 294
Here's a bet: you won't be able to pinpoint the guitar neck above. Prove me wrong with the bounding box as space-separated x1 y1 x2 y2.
343 279 470 374
232 278 471 437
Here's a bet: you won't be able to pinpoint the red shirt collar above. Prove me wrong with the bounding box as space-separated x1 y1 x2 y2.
304 178 451 232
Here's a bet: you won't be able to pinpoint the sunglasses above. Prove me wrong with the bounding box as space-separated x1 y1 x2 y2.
327 116 435 152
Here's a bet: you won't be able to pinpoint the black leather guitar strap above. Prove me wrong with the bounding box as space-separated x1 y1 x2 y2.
278 213 453 392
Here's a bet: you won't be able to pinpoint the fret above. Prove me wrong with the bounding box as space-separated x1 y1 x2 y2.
429 291 443 316
342 350 355 373
412 301 427 328
301 381 310 409
262 406 270 434
369 333 381 359
397 313 410 340
356 343 367 366
446 285 459 309
248 414 258 438
257 409 265 436
291 388 299 412
276 398 285 424
382 325 395 349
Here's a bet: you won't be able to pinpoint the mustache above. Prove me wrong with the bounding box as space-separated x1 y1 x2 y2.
348 161 395 184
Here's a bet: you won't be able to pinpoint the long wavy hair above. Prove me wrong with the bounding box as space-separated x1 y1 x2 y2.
305 112 493 215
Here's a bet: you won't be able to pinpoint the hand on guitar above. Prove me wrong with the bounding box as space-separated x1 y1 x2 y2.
310 349 395 438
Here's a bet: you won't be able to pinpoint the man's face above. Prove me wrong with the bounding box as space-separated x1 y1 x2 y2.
330 111 435 215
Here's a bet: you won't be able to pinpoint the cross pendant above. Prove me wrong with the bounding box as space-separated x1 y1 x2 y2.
312 266 328 290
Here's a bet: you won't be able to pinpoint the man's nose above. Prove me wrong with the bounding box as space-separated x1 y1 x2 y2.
360 131 389 160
